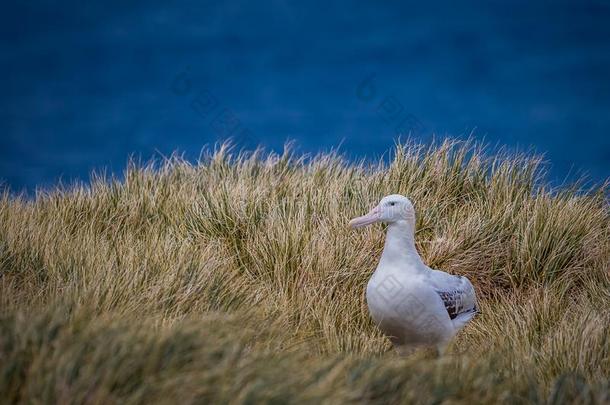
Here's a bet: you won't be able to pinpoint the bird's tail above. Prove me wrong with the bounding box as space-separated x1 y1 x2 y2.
451 309 477 332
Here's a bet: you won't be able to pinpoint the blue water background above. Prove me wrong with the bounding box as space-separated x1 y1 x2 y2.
1 1 609 192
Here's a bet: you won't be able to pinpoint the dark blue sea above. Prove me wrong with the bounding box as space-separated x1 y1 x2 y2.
1 1 609 192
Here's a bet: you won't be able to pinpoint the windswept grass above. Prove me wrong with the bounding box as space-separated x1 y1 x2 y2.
1 139 609 404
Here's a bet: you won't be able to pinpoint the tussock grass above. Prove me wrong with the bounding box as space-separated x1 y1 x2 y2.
1 139 609 404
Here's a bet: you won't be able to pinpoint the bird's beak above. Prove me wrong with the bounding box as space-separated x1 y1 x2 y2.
349 206 381 228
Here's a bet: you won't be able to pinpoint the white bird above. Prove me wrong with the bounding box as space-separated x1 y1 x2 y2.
349 194 478 355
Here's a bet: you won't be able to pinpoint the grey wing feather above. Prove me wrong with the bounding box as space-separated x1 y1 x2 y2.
427 270 478 320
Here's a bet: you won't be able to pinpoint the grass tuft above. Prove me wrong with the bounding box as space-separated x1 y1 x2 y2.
1 139 609 404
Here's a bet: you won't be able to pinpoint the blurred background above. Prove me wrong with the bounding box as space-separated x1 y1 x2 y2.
1 0 609 192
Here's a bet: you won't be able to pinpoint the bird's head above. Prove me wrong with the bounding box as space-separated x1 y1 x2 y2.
349 194 415 229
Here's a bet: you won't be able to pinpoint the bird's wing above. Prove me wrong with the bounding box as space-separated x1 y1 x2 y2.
426 270 478 320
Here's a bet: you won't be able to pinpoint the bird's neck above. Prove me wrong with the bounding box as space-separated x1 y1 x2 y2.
380 220 425 270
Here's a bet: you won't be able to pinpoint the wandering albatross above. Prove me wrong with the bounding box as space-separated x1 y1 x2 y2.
349 194 478 355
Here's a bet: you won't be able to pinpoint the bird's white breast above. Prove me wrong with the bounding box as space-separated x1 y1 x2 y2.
366 266 453 345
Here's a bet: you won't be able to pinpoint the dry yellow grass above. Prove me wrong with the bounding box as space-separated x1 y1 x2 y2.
1 139 609 404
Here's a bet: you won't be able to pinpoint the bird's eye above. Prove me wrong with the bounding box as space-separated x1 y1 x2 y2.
389 202 396 206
